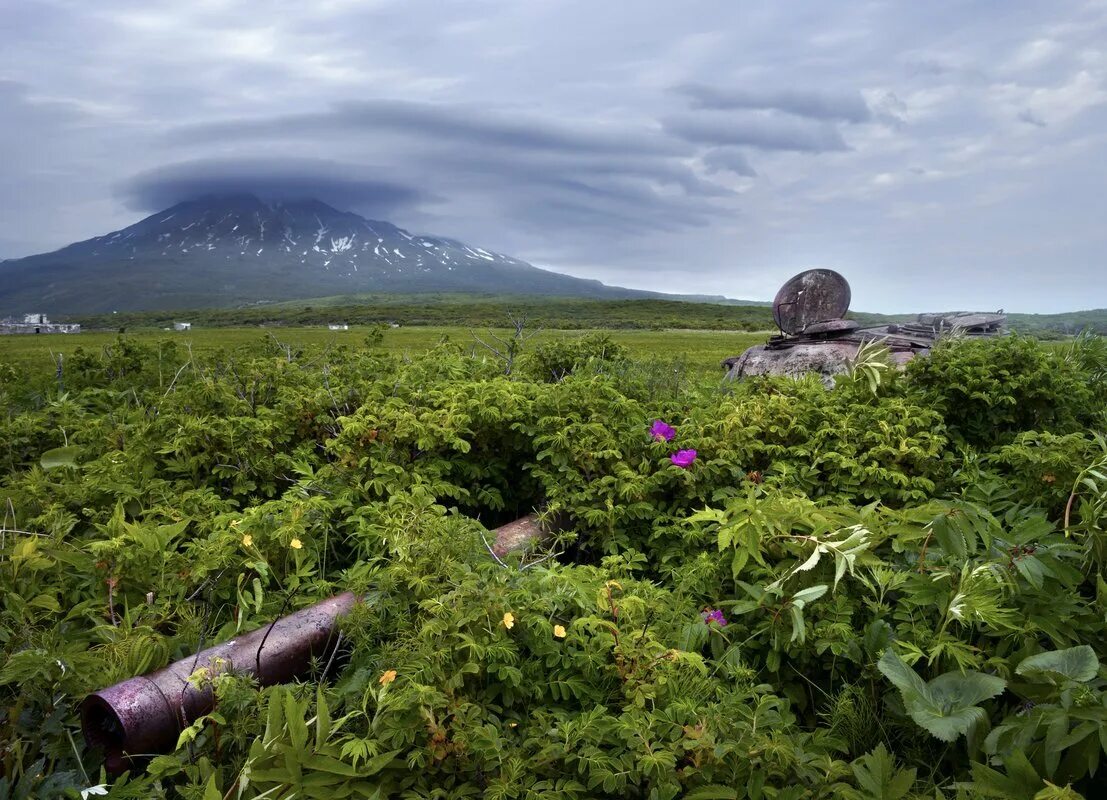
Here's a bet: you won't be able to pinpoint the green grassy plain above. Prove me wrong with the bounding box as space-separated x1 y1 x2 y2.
0 326 769 380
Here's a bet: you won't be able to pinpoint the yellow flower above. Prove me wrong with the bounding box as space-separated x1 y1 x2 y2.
553 624 567 639
378 669 397 686
290 538 303 550
230 519 241 528
242 534 253 547
502 612 515 629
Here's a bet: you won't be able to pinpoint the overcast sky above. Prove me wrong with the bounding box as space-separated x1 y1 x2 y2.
3 1 1106 312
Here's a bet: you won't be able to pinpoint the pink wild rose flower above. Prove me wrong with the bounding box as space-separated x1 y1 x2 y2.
649 419 676 442
670 449 697 468
701 608 728 627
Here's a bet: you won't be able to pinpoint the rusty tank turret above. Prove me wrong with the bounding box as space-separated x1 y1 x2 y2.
725 269 1005 385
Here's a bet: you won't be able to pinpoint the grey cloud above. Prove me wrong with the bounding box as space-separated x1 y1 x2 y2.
119 158 433 217
170 99 680 157
4 0 1107 310
1017 109 1047 127
663 112 850 153
676 83 872 123
149 100 737 241
701 148 757 177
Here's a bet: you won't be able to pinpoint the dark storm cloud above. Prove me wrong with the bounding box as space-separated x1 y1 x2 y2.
119 159 432 217
170 99 680 157
675 83 873 123
662 112 850 153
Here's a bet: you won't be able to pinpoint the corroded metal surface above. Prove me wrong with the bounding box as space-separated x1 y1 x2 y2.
728 271 1006 383
772 269 852 335
491 512 564 558
801 319 860 336
81 591 358 773
81 512 558 773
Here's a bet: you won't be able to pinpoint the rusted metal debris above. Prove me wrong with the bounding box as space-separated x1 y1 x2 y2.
81 592 358 774
490 513 552 557
81 514 557 773
726 269 1005 384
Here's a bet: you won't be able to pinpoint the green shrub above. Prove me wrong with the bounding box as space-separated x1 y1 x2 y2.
906 335 1098 447
1 334 1106 798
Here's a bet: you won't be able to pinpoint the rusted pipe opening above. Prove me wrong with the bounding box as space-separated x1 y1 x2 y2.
80 695 132 774
82 591 358 773
80 694 125 751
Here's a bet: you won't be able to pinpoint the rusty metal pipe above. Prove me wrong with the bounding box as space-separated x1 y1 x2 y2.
81 591 358 773
80 514 556 772
491 513 551 557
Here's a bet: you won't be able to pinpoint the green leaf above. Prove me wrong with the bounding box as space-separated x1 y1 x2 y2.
850 744 916 800
40 446 80 470
791 584 828 607
203 775 222 800
683 787 738 800
877 650 928 699
301 753 361 777
360 748 403 777
928 670 1007 709
1017 646 1099 685
878 650 1005 743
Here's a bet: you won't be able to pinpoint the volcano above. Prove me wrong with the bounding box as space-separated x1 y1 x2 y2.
0 195 666 313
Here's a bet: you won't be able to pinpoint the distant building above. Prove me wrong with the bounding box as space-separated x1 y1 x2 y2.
173 322 192 331
0 314 80 335
328 323 349 331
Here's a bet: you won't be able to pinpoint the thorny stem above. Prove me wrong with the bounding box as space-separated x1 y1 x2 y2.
106 575 119 626
917 529 934 572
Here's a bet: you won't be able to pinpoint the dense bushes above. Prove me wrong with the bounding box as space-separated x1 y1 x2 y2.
907 335 1102 447
1 333 1106 798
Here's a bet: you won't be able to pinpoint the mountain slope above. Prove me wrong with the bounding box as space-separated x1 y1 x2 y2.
0 195 686 313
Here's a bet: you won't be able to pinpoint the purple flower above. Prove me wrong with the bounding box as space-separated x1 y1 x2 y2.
701 608 728 627
670 449 697 468
649 419 676 442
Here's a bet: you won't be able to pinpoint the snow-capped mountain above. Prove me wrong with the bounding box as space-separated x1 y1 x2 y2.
0 195 655 313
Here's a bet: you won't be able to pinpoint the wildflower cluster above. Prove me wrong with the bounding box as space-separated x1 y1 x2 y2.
649 418 697 468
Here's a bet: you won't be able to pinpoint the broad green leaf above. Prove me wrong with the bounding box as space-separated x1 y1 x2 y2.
928 670 1007 709
202 775 222 800
1017 646 1099 685
40 446 80 469
878 650 1005 742
877 650 928 699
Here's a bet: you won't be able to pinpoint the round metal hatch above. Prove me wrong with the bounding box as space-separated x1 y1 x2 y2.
772 269 852 335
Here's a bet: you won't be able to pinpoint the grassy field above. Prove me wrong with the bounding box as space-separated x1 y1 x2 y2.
0 326 769 379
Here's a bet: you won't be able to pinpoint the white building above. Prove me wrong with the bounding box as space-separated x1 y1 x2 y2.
173 322 192 331
328 323 349 331
1 314 80 334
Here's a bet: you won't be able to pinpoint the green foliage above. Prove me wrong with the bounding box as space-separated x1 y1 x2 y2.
907 335 1099 447
878 650 1006 742
0 333 1105 798
526 332 630 382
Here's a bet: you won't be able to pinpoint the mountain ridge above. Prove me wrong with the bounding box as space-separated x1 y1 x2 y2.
0 195 741 314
